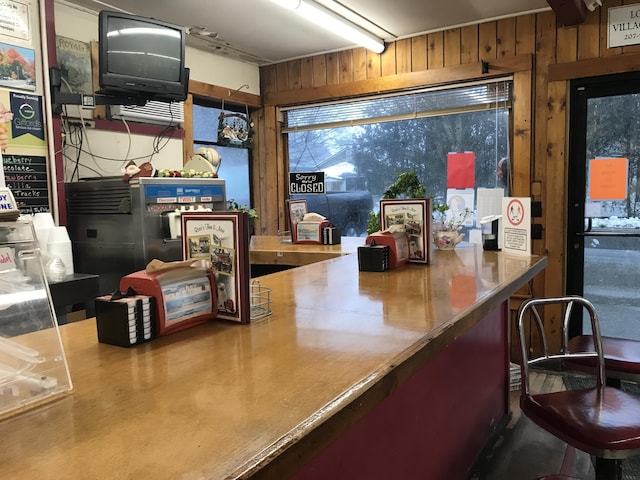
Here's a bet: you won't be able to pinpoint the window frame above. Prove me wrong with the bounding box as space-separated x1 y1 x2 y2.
280 78 513 236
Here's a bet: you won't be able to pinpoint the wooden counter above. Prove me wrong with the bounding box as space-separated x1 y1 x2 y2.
249 235 363 266
0 246 545 479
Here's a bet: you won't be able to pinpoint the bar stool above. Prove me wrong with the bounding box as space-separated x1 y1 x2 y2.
516 296 640 480
567 334 640 386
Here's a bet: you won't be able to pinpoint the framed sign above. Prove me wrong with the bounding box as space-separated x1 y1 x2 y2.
609 5 640 48
380 198 431 264
286 198 307 241
181 211 251 323
289 171 325 194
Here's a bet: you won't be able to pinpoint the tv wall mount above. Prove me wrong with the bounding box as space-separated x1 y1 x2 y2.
50 67 149 115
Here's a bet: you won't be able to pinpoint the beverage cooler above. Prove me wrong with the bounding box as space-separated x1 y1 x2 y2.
66 177 226 295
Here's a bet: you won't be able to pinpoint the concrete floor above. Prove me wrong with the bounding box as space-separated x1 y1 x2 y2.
474 391 595 479
472 372 640 480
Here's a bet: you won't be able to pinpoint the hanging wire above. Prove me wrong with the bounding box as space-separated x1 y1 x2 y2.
219 84 253 148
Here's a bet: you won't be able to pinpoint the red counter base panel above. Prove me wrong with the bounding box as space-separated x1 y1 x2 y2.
294 304 508 479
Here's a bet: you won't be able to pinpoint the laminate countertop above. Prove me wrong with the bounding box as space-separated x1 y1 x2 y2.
0 245 546 479
249 235 363 266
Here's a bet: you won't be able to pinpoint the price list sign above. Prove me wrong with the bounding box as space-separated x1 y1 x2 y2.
3 154 50 214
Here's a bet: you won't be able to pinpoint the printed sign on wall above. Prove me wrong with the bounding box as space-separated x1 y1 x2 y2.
609 5 640 48
502 197 531 256
0 0 30 41
588 157 628 201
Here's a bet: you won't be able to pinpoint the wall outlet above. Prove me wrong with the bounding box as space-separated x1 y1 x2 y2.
532 224 543 239
531 201 542 217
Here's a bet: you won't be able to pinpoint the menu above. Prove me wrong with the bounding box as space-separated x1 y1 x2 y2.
2 154 50 214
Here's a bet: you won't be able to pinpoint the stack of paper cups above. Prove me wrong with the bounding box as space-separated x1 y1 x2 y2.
47 226 74 276
32 212 55 255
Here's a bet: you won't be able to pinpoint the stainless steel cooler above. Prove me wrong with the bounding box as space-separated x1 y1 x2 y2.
66 177 226 295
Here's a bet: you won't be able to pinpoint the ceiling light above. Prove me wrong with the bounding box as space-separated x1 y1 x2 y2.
271 0 385 54
584 0 602 11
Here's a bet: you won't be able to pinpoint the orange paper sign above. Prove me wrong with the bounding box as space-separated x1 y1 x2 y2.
589 157 628 201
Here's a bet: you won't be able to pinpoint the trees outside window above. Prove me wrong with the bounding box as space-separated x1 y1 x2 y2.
284 80 512 236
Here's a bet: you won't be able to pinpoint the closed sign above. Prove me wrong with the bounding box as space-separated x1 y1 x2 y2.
289 172 325 194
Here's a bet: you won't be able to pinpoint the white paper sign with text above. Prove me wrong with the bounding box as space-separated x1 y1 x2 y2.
609 5 640 48
502 197 531 256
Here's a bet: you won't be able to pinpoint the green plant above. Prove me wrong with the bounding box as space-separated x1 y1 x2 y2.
367 210 381 235
227 199 259 223
382 172 426 199
367 171 427 234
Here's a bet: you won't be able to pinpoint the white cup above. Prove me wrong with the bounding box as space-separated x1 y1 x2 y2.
47 226 74 276
32 212 55 252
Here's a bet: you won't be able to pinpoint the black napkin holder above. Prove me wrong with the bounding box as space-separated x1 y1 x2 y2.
357 244 389 272
322 225 341 245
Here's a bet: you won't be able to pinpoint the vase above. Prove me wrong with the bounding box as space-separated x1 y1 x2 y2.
434 230 464 250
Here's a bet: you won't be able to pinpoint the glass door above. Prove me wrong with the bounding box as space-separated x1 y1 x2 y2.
567 72 640 339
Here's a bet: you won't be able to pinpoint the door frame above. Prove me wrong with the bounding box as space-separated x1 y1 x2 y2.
566 71 640 336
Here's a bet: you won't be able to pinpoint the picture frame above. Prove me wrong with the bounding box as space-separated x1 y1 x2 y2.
286 198 308 241
56 35 93 95
380 198 431 264
0 42 36 91
295 221 323 244
151 269 214 335
181 211 251 323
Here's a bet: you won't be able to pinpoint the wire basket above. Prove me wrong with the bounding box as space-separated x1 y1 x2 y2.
250 280 272 320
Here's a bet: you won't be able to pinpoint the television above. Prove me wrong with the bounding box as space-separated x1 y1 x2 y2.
98 11 189 103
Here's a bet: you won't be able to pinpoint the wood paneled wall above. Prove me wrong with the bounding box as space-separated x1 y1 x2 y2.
254 0 640 348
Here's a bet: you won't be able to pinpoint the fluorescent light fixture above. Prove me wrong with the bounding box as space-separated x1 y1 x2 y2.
271 0 385 53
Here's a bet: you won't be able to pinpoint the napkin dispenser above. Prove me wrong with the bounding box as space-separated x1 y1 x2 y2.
120 265 217 336
365 231 410 269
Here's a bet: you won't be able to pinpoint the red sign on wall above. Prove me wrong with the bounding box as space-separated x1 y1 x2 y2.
447 152 475 189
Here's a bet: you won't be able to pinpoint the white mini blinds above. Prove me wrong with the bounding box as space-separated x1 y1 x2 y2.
281 78 513 133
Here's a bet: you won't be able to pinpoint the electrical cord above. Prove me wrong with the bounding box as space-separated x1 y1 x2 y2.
60 77 111 177
119 116 132 171
60 95 181 177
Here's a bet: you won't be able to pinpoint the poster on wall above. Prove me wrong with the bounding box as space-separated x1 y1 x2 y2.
608 5 640 48
0 42 35 91
446 188 475 227
501 197 531 256
0 91 47 154
0 0 30 41
0 90 49 213
7 91 45 148
56 36 93 95
0 97 12 156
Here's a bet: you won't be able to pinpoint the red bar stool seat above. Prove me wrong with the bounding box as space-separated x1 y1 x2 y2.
568 335 640 381
517 296 640 480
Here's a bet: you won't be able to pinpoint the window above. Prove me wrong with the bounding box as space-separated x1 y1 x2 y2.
283 79 512 236
192 100 252 208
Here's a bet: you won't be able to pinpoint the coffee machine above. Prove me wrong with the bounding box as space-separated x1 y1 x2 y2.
66 177 226 294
